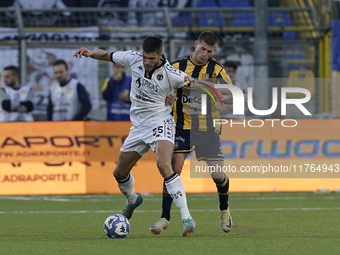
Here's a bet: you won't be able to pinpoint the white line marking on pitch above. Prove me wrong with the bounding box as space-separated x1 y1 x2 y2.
0 207 340 214
0 196 318 202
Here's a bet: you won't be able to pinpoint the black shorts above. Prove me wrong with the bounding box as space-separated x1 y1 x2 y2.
174 128 193 153
174 128 224 161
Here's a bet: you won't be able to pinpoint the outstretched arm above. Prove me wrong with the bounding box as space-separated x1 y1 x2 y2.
73 48 111 61
189 79 234 105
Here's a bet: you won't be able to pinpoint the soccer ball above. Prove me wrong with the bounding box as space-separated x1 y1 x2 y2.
103 214 130 239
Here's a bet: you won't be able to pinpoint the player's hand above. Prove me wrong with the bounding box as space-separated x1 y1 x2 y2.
17 105 27 113
165 94 177 106
216 90 223 100
73 47 92 58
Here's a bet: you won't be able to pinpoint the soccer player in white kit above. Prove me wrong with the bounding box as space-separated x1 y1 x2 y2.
0 66 34 122
73 36 197 237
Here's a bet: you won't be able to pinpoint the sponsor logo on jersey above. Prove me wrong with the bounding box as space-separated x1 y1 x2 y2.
182 95 202 104
175 136 185 143
202 73 209 80
136 77 159 92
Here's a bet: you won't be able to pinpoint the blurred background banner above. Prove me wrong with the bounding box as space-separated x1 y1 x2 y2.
191 119 340 178
0 162 87 195
0 26 100 115
0 122 156 162
25 47 99 115
332 19 340 117
332 20 340 72
0 121 340 195
0 26 99 41
1 160 339 195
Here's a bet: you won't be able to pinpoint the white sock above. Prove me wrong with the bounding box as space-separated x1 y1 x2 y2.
117 173 137 205
164 173 191 220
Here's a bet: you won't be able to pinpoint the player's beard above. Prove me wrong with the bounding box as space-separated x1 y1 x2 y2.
6 81 15 87
57 77 68 85
144 62 157 72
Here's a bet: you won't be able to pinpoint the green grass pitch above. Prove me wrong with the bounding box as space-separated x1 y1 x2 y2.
1 192 339 255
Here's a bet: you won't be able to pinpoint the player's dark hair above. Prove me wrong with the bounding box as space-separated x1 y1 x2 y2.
223 60 238 70
53 59 68 70
197 31 218 47
142 36 163 54
4 65 19 77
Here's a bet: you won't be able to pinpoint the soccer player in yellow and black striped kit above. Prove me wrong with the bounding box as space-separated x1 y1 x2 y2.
150 31 233 235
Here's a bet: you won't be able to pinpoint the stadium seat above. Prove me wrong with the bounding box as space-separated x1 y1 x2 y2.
221 0 253 27
282 31 298 39
217 0 251 8
282 47 308 62
172 12 193 27
195 0 225 27
267 12 297 39
231 12 254 26
231 11 297 39
268 12 290 26
199 12 225 27
232 12 294 26
195 0 218 8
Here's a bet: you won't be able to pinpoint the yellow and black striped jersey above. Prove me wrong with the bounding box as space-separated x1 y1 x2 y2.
171 55 232 133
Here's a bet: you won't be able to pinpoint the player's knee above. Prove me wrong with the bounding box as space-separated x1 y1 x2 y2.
113 167 125 181
156 160 171 173
173 163 183 175
172 160 184 175
213 177 225 183
212 173 226 184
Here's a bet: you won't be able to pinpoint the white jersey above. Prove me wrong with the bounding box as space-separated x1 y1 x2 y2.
0 84 34 122
49 78 81 121
111 50 192 126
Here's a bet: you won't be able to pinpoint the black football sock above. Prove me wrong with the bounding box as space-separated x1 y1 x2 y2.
215 176 229 211
160 180 173 221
